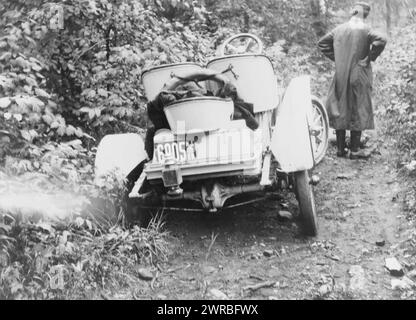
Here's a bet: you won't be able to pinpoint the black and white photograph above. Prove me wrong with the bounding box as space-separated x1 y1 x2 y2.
0 0 416 304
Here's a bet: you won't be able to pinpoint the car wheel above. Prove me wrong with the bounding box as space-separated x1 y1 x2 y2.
294 170 318 236
310 98 329 165
125 199 152 228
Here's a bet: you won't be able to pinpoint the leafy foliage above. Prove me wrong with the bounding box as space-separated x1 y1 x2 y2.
1 0 416 299
374 24 416 214
205 0 326 45
1 0 213 166
0 212 169 299
376 25 416 162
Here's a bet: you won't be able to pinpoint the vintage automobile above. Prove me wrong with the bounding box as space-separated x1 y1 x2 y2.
94 34 329 236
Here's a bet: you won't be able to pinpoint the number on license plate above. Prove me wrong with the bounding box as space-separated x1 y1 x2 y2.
155 141 197 164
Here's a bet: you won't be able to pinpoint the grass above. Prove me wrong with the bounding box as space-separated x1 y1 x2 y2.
0 170 171 299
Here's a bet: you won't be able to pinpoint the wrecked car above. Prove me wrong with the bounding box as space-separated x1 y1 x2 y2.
95 34 329 236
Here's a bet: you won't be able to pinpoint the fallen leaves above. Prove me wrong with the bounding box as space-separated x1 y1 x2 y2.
208 288 228 300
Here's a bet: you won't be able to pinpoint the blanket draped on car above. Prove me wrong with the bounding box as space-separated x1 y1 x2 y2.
318 20 386 130
145 83 259 160
146 83 258 132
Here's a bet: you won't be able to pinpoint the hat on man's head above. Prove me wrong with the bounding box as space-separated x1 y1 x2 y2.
355 2 371 11
352 2 371 17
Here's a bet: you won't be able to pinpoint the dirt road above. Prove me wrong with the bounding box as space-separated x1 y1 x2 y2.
133 137 409 300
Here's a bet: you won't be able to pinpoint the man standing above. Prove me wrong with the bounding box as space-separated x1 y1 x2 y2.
318 2 387 159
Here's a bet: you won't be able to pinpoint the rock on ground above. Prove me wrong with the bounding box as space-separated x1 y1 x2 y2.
208 288 228 300
385 257 404 277
348 265 367 292
391 277 415 291
137 268 153 281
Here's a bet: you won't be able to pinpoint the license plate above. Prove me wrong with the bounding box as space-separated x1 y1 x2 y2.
153 129 258 165
154 141 197 164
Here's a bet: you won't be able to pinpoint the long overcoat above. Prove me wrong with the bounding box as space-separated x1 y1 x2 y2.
318 20 387 130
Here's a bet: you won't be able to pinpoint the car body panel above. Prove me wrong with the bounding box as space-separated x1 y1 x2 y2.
270 75 315 172
94 133 148 185
164 97 234 133
144 121 263 181
206 54 279 113
141 63 204 101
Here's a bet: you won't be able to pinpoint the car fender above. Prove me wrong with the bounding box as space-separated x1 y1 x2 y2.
270 75 314 173
94 133 148 185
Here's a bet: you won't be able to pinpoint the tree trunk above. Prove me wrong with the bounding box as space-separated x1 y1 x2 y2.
385 0 392 34
392 0 400 26
310 0 326 37
243 11 250 33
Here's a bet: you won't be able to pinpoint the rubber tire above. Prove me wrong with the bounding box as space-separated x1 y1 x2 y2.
124 160 152 228
125 199 151 228
294 170 318 237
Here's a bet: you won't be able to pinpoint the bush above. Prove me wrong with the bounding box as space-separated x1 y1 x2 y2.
376 24 416 163
375 24 416 215
0 213 169 299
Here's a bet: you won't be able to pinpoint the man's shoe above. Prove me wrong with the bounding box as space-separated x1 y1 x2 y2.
349 149 371 160
337 150 348 158
336 130 347 158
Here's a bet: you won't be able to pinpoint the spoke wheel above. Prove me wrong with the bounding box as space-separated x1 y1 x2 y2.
310 98 329 164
